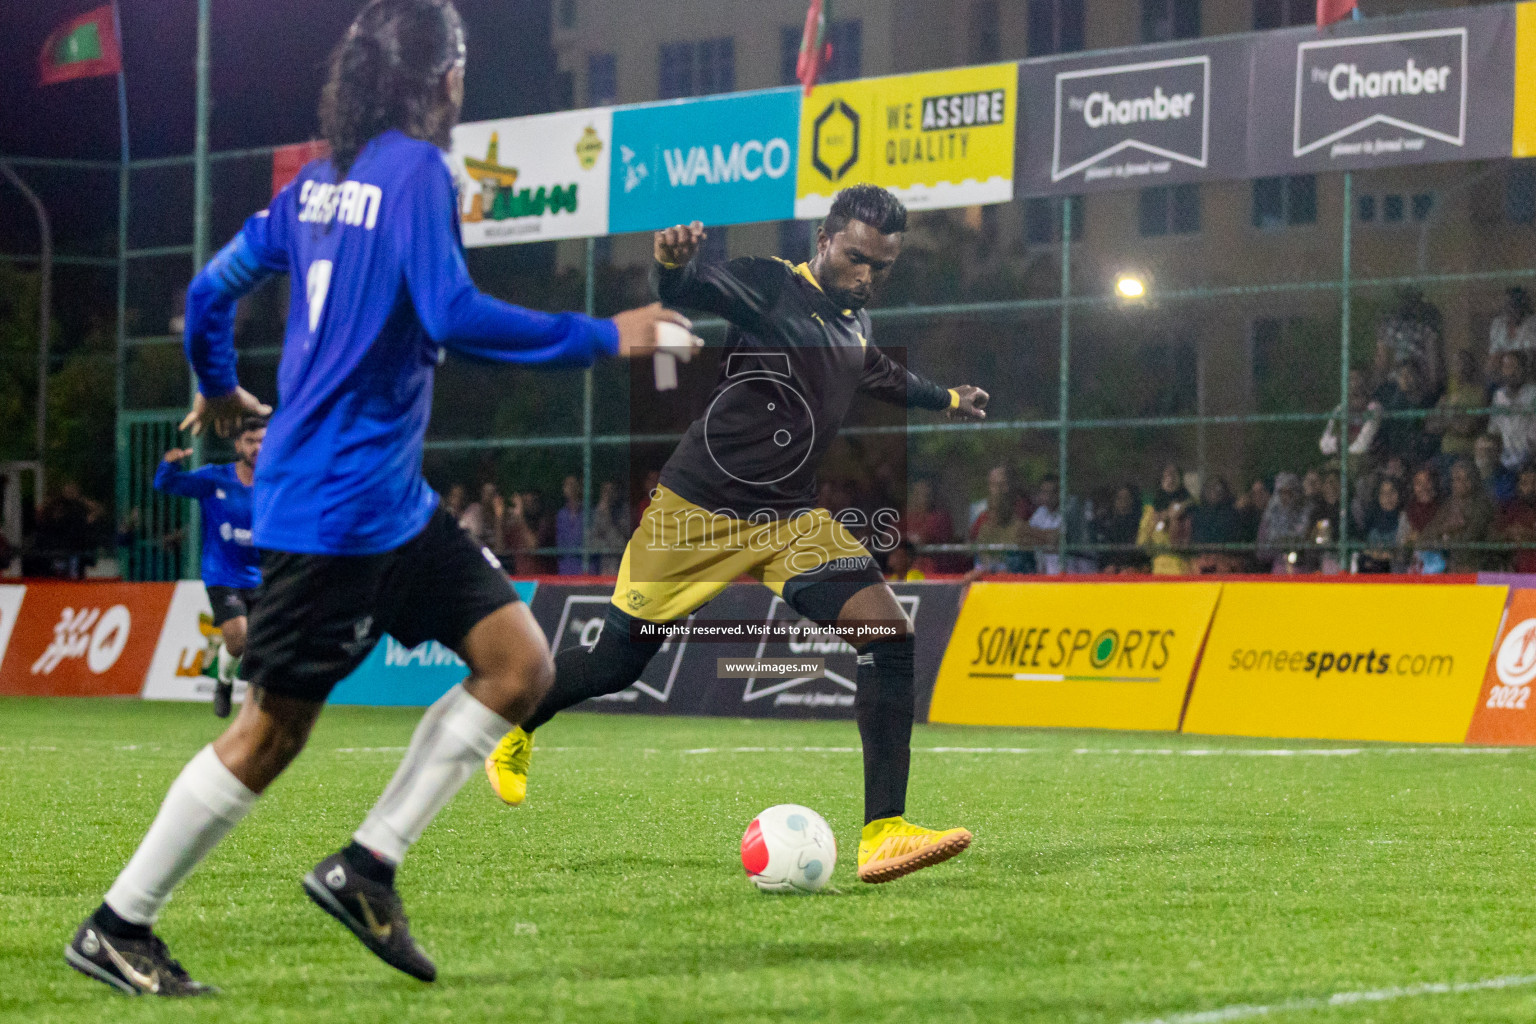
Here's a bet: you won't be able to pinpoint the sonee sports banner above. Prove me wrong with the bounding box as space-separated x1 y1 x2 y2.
927 581 1220 731
1184 581 1508 743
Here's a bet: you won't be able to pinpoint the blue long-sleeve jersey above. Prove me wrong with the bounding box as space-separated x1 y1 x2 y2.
153 461 262 589
183 130 620 555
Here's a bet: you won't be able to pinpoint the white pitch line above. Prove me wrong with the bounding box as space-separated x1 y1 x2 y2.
1126 972 1536 1023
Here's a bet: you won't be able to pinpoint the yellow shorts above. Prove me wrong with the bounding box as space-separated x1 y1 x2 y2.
612 486 876 623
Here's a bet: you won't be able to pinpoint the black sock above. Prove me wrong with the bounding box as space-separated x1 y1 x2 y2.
93 902 151 940
521 605 665 732
342 841 396 887
855 636 916 824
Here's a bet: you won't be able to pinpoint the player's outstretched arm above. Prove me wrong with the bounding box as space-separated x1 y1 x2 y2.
152 448 219 498
403 158 692 365
858 345 989 419
650 220 783 329
182 230 277 437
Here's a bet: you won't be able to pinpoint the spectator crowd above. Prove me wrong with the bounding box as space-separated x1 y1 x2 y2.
877 288 1536 579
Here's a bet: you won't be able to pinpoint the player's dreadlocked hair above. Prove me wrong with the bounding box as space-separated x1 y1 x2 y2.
318 0 466 178
822 184 908 237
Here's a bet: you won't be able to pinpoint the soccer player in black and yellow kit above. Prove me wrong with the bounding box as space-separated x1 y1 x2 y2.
487 184 989 883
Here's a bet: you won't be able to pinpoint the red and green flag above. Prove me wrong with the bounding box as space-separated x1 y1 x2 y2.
38 5 122 87
796 0 833 96
1317 0 1358 28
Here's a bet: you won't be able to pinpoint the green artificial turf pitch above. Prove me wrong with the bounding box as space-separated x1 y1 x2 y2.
4 697 1536 1023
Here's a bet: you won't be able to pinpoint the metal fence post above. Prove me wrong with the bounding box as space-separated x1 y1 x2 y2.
1058 197 1072 568
183 0 212 580
582 236 596 573
1338 172 1353 571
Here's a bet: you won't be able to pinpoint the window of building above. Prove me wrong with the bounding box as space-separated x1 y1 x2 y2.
1508 164 1536 225
587 52 617 106
697 37 734 95
1027 0 1084 57
558 0 576 30
553 70 575 111
780 20 861 85
658 42 694 99
778 220 813 261
1024 195 1085 244
699 225 729 263
970 0 1002 62
1358 194 1376 222
1382 193 1404 223
1141 0 1199 43
1411 192 1435 222
1253 0 1308 29
659 38 734 99
1138 184 1201 236
1252 174 1317 228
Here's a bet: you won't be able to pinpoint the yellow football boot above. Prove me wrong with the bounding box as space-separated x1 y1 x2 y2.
856 817 972 883
484 726 533 806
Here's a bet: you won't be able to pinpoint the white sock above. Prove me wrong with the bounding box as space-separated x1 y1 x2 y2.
353 684 511 865
104 745 259 926
216 642 240 684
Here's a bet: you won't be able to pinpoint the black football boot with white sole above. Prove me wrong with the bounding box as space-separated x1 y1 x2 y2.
302 850 436 981
65 918 216 996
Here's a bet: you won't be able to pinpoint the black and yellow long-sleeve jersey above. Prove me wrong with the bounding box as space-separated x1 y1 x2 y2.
653 255 954 518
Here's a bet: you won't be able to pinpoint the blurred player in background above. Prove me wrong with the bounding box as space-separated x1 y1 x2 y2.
487 185 989 885
153 416 266 718
66 0 682 996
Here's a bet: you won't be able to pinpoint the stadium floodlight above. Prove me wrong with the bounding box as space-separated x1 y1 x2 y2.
1115 274 1147 300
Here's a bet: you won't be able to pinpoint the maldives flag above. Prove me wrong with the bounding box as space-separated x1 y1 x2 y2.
796 0 833 96
38 5 122 86
1317 0 1357 29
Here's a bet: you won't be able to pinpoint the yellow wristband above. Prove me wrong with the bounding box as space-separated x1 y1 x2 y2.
948 388 961 410
657 258 682 270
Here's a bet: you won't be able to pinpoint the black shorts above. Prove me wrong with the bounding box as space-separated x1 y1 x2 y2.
205 586 257 628
243 507 520 702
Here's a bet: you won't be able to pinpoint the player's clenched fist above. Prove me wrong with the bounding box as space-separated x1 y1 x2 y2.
610 302 696 358
655 221 706 267
947 385 990 421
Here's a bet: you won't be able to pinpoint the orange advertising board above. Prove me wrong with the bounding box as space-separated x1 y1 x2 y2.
0 582 176 697
1466 589 1536 744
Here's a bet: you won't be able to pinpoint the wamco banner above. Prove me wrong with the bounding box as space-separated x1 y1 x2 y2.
1249 5 1515 175
928 581 1221 730
450 109 613 246
609 88 800 234
1017 36 1251 196
528 581 962 721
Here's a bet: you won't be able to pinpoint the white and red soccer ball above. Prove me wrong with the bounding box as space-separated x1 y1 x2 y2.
740 804 837 893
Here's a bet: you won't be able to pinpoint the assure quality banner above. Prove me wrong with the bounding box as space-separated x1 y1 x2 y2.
795 63 1017 219
928 581 1220 730
1184 582 1507 743
450 108 612 246
1465 588 1536 744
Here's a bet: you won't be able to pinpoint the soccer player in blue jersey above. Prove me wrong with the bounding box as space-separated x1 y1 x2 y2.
153 417 266 718
66 0 683 995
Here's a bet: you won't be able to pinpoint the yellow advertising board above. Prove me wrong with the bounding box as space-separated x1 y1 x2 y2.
1514 3 1536 157
928 582 1221 730
1183 582 1506 743
795 63 1017 219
